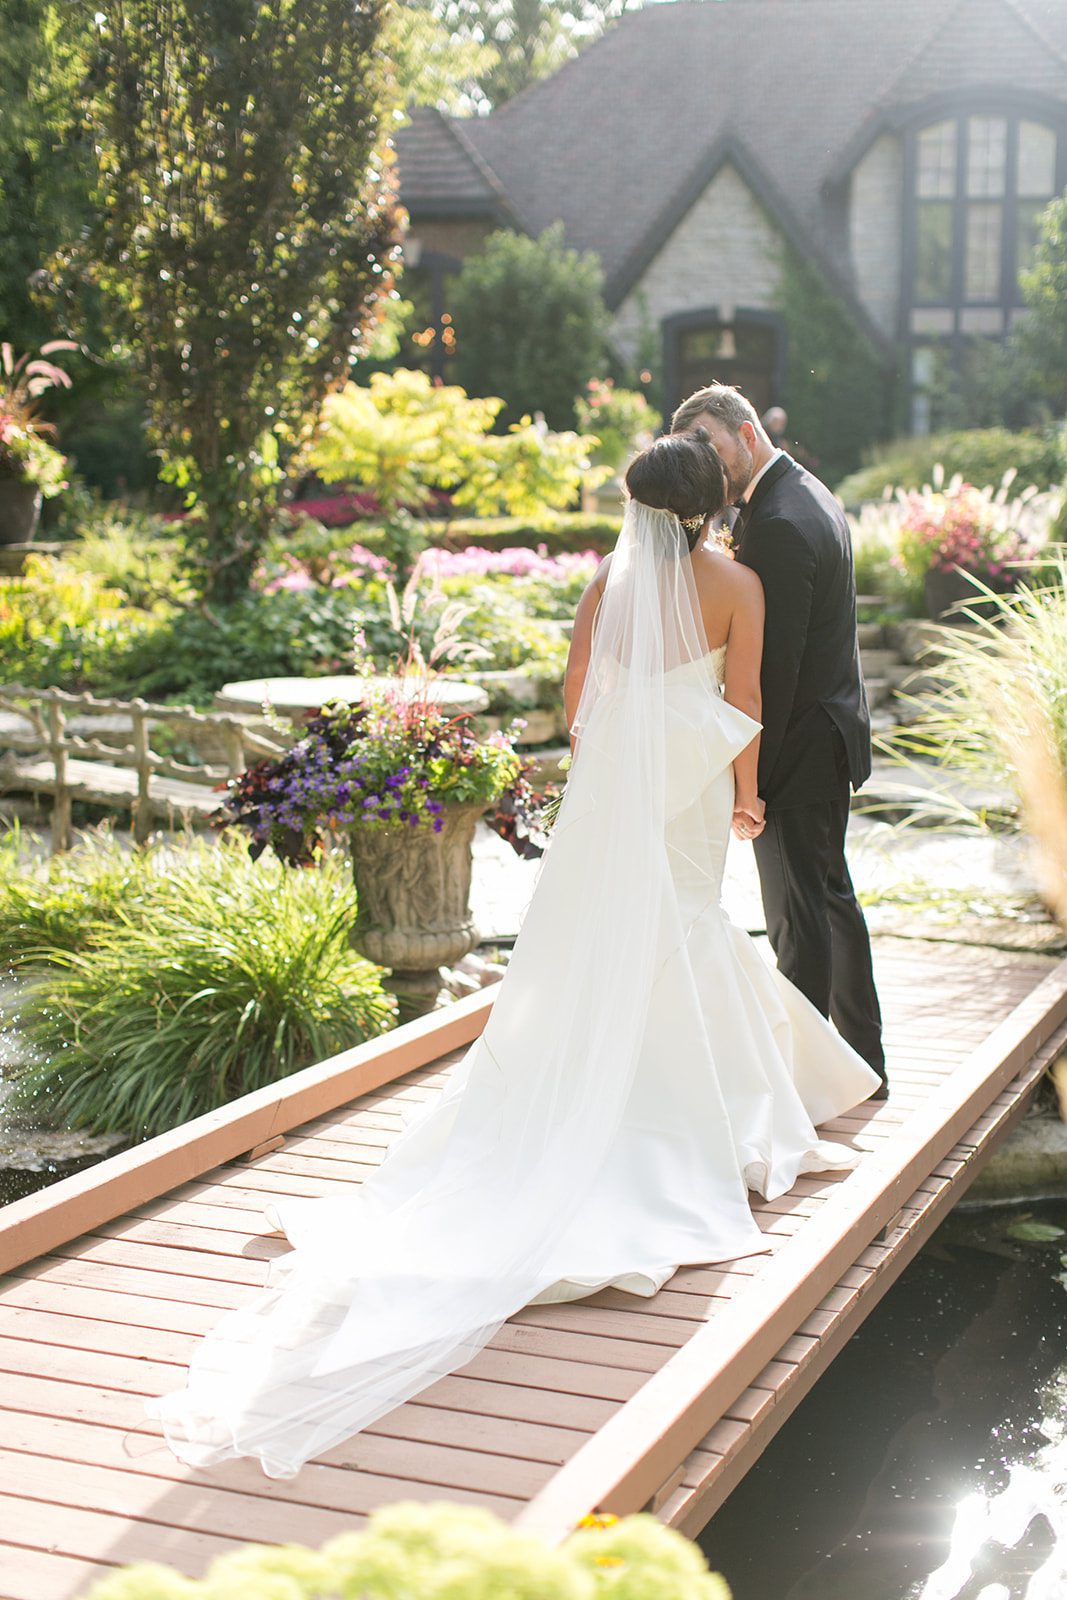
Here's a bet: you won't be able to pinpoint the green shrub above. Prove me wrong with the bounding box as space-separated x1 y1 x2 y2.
4 835 395 1136
0 553 160 690
98 586 366 704
848 502 924 614
82 1502 732 1600
837 428 1065 504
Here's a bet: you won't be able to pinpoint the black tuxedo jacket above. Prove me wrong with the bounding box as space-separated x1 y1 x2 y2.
734 454 871 811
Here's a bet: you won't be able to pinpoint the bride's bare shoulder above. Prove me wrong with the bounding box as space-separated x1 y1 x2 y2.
695 545 761 595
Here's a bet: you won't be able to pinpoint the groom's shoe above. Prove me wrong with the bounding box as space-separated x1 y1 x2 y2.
866 1079 890 1101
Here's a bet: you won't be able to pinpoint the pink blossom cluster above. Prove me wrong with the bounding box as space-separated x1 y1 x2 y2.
262 544 396 593
417 545 599 582
901 484 1030 579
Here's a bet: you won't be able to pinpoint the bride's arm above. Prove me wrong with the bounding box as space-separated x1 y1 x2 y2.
723 565 766 834
563 558 610 748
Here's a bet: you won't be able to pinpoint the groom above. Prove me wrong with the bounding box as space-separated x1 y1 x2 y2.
672 385 887 1095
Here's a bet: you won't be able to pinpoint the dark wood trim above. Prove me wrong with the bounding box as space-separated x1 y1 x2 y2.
825 85 1067 192
661 307 788 422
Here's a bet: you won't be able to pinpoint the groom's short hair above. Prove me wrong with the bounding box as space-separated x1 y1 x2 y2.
671 384 759 437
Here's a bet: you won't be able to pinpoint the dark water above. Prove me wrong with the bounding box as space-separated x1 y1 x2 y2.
700 1200 1067 1600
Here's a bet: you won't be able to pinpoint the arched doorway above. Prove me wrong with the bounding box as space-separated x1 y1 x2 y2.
663 310 785 420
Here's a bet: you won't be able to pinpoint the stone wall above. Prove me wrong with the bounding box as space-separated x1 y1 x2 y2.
847 132 904 340
612 163 785 362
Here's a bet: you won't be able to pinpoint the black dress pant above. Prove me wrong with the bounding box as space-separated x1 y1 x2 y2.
751 735 886 1080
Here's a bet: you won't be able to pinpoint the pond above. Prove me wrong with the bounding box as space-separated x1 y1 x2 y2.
700 1199 1067 1600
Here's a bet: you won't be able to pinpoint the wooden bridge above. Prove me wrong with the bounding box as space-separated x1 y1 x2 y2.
1 938 1065 1600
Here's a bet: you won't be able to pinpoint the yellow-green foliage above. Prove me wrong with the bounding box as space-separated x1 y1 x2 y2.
0 552 158 688
308 368 604 524
81 1503 732 1600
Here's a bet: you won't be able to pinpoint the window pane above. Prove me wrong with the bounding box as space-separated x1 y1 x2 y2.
918 121 957 197
1016 197 1050 279
965 201 1002 300
967 116 1007 197
1018 121 1057 198
916 201 954 302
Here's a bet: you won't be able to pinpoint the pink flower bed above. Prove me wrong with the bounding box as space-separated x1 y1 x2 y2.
417 545 599 581
901 483 1033 580
262 544 394 593
260 543 600 594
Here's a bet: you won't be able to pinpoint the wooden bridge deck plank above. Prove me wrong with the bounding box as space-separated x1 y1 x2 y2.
1 940 1062 1596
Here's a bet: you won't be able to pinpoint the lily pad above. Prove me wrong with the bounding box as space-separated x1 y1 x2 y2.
1006 1220 1066 1243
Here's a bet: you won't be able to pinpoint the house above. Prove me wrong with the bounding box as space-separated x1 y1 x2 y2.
395 0 1067 433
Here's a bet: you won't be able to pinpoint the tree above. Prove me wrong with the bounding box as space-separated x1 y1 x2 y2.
398 0 636 109
450 226 609 431
1019 191 1067 411
0 3 89 349
57 1 400 602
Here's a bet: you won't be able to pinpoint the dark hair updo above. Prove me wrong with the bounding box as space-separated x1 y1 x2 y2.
623 427 727 551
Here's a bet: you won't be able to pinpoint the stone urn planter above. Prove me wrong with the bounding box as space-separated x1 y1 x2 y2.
348 802 485 1018
924 565 1012 622
0 479 42 545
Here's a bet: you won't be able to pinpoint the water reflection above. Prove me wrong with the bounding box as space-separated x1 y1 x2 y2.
699 1202 1067 1600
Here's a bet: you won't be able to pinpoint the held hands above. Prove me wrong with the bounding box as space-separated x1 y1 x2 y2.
732 796 766 842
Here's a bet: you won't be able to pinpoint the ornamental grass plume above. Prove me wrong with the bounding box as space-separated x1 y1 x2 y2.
895 469 1055 585
83 1502 733 1600
882 551 1067 927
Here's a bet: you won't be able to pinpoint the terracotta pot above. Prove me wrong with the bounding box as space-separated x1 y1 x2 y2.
923 565 1013 622
0 479 42 545
348 802 484 1016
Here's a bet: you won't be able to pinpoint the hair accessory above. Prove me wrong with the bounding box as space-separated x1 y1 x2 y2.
678 512 707 535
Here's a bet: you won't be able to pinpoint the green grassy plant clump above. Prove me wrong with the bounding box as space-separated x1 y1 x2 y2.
82 1502 732 1600
837 428 1064 505
882 551 1067 831
3 834 394 1137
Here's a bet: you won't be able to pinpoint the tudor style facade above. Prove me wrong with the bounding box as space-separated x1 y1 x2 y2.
395 0 1067 430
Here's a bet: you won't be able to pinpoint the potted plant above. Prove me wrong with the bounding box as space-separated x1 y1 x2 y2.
218 688 531 1015
0 340 76 544
897 475 1048 621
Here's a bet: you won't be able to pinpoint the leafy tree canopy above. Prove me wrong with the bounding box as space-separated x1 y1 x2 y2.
54 0 400 601
396 0 638 110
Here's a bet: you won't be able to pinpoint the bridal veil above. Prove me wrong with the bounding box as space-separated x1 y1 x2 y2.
149 501 764 1476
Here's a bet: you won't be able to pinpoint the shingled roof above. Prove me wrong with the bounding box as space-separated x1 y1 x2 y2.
395 0 1067 308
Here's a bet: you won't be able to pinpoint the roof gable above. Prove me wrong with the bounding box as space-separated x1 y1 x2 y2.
398 0 1067 306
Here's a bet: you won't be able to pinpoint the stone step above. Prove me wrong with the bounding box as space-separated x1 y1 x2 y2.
888 663 945 696
856 756 1014 826
860 648 901 681
887 617 982 664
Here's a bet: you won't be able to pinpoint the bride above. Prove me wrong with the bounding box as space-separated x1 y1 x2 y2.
150 427 880 1477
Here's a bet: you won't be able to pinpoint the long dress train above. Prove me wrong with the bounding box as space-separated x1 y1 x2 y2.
150 508 880 1477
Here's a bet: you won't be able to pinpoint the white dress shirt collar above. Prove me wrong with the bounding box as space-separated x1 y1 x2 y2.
742 447 786 503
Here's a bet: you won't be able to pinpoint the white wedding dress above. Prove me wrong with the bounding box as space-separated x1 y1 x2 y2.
151 504 880 1477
